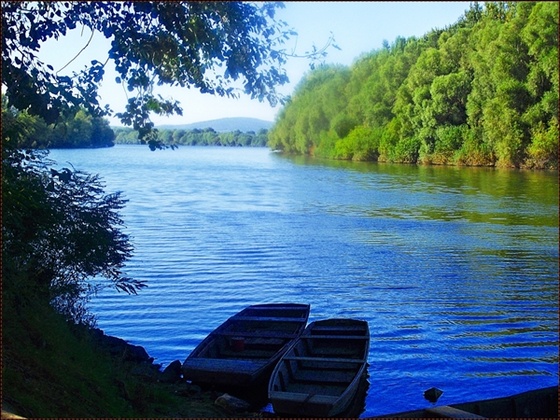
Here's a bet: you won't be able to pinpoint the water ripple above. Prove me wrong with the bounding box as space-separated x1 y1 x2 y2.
47 146 559 417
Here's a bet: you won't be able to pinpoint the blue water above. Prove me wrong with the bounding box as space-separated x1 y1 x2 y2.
48 145 558 416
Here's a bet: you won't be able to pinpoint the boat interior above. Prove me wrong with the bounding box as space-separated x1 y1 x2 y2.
271 321 369 396
197 319 304 360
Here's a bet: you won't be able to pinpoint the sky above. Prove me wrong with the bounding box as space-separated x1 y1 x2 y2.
38 2 472 127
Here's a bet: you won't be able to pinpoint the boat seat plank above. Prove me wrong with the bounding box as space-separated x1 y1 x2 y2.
302 335 368 340
294 369 356 384
183 357 266 375
269 391 340 406
232 316 306 322
219 348 277 358
426 406 487 419
283 356 365 363
245 305 308 311
312 325 367 331
217 331 297 339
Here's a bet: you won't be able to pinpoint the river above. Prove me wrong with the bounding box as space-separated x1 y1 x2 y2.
47 145 558 416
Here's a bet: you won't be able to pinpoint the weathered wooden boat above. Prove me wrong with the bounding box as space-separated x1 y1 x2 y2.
182 303 310 389
371 386 558 418
268 318 370 417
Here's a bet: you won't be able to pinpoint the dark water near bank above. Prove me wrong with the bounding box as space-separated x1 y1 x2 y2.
48 145 558 416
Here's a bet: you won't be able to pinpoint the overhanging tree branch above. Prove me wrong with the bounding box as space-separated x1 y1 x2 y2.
3 1 337 149
56 27 96 75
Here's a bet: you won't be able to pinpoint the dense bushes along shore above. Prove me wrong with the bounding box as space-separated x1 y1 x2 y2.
269 2 558 169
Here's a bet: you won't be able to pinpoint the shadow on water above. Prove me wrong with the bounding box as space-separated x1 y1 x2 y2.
278 154 558 228
339 371 370 418
279 154 559 205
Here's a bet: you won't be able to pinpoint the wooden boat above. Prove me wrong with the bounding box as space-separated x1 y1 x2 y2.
268 318 370 417
371 385 558 418
182 303 310 389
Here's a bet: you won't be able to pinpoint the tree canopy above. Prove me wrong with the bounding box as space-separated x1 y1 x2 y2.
2 1 330 149
2 98 116 149
3 2 333 322
269 2 558 169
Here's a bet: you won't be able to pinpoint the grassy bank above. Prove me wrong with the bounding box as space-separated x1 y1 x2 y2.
2 291 256 418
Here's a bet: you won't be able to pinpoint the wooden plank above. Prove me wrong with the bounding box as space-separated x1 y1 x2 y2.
216 330 297 339
283 356 364 363
269 390 340 406
312 325 367 332
372 387 557 419
426 406 487 419
1 410 27 419
232 316 305 322
293 369 356 384
183 357 266 375
244 337 285 346
301 335 368 340
219 348 276 358
245 305 308 311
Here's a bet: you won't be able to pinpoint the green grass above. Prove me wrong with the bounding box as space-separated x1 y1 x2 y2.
3 292 132 417
2 288 237 418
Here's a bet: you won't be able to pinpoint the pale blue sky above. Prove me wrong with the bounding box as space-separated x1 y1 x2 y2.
38 2 472 126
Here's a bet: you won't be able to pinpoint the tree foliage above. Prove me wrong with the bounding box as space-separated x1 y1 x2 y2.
4 100 116 149
270 2 558 169
2 1 331 149
268 64 350 154
2 139 145 325
3 2 333 323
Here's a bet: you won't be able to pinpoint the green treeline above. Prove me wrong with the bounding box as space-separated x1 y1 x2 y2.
4 102 115 149
4 96 269 149
269 2 558 169
114 127 269 147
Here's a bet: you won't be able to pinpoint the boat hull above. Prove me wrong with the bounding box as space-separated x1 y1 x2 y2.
371 386 558 418
269 318 370 417
182 303 310 389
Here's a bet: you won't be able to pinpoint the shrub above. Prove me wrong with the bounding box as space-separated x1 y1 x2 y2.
2 138 145 325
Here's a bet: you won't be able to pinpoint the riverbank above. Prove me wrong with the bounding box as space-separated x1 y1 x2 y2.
2 294 266 418
4 291 556 418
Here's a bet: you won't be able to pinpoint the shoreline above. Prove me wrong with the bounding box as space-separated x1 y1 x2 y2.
90 327 270 418
4 323 556 418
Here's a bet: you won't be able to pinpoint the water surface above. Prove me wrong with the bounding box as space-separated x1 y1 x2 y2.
48 145 558 416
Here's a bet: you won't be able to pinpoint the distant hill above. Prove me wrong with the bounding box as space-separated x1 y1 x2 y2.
156 117 274 132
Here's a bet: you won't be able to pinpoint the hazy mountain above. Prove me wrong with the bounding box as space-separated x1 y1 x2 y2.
156 117 273 132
